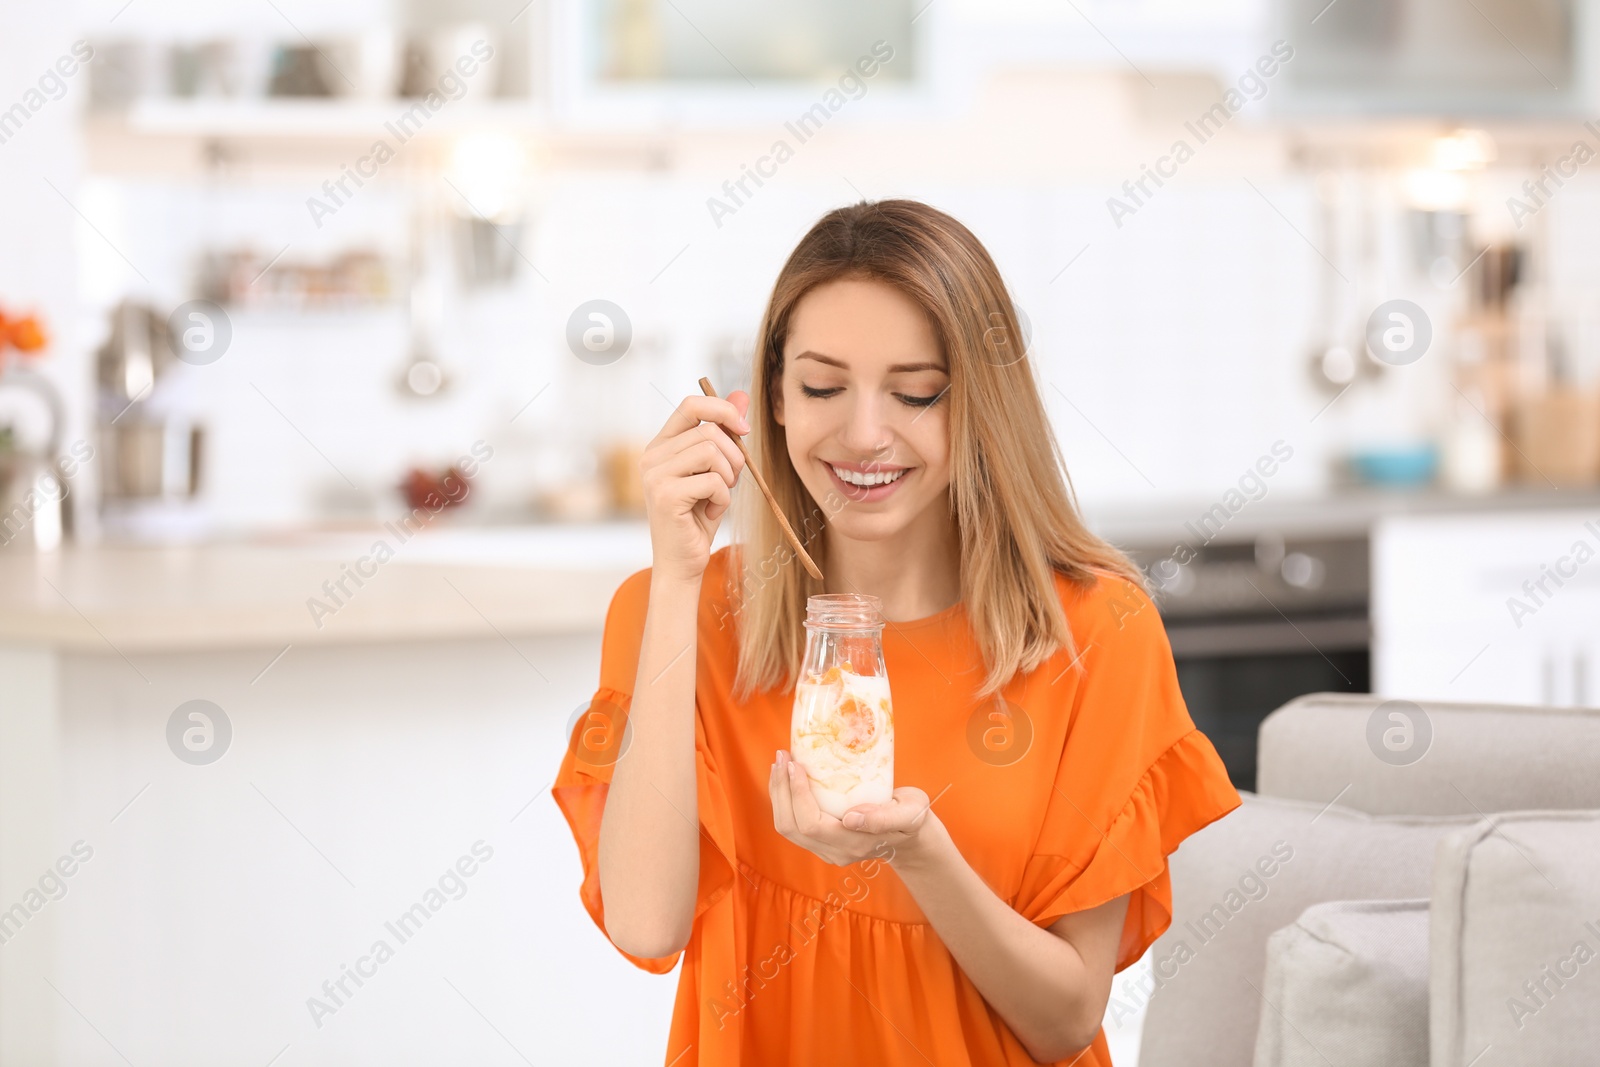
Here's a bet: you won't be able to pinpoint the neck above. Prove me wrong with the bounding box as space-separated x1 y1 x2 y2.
823 496 961 622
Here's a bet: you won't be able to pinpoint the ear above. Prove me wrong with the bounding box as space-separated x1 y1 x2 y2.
771 377 785 427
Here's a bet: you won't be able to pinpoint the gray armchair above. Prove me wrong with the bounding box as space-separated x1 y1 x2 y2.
1137 692 1600 1067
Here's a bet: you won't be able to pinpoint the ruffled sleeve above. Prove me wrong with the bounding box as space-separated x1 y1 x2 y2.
1013 574 1241 970
551 568 739 975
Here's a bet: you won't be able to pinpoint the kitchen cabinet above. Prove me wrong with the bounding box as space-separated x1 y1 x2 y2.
1270 0 1591 117
1372 509 1600 705
548 0 936 128
0 543 676 1066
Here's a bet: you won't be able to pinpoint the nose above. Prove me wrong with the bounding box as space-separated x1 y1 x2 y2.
839 391 895 463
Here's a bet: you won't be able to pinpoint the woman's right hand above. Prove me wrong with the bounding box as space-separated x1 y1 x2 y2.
640 391 751 583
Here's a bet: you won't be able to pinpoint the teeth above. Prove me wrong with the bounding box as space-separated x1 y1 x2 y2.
831 465 907 488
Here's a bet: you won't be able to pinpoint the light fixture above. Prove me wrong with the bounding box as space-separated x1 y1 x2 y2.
1403 168 1470 212
446 133 527 222
1402 129 1496 212
1431 129 1497 172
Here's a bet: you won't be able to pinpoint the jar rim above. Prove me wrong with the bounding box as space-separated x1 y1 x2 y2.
805 592 884 630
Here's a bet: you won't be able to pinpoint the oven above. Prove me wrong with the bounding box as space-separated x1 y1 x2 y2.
1122 532 1371 792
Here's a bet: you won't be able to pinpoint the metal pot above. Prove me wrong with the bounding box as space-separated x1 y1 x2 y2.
98 419 203 500
0 367 70 551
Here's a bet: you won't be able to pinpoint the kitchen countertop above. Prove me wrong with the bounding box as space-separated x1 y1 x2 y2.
0 528 648 652
6 486 1600 653
1084 485 1600 546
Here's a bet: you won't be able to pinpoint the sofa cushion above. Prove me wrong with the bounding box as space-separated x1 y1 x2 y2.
1257 693 1600 816
1432 811 1600 1067
1137 792 1475 1067
1252 899 1430 1067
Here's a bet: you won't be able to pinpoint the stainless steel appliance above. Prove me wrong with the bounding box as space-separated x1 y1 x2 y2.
0 367 71 551
96 301 204 502
1124 532 1371 791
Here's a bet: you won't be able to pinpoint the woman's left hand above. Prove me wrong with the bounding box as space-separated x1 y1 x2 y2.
769 749 937 867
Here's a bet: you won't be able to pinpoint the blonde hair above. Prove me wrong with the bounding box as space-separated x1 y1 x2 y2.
730 199 1145 699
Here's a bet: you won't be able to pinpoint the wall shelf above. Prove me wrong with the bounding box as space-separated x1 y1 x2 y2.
92 97 550 138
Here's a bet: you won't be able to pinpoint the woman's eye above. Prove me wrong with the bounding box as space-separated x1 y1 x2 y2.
797 383 946 407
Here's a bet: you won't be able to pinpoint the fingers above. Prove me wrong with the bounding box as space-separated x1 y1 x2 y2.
785 757 825 828
638 393 753 580
840 806 896 833
773 752 911 866
892 786 934 829
658 438 736 487
769 753 797 838
641 461 731 523
842 787 931 834
647 425 746 495
668 421 747 483
771 757 848 867
653 395 749 446
688 473 732 522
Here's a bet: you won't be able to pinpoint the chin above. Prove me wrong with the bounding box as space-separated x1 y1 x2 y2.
825 511 915 543
805 481 949 545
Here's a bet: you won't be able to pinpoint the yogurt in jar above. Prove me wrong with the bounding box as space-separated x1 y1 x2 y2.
790 662 894 819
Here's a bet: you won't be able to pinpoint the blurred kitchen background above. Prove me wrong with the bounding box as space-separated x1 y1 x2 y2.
2 0 1599 1063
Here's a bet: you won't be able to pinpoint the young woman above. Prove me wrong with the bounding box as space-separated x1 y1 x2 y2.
554 200 1240 1065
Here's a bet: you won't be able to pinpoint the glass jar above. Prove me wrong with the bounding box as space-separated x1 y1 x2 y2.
790 593 895 819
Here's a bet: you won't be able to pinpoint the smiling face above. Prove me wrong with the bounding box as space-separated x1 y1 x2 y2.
773 276 953 543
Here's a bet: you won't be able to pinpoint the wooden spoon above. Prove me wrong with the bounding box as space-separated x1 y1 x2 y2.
698 377 824 581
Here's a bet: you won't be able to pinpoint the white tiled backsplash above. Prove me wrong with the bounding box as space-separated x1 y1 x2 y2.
83 171 1347 533
81 69 1600 536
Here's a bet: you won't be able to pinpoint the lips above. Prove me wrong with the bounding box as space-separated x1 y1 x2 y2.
829 463 907 487
823 460 912 501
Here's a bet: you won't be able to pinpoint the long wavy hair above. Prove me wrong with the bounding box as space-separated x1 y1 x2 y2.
730 199 1145 699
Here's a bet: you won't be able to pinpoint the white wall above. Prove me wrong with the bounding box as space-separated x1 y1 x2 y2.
0 6 91 535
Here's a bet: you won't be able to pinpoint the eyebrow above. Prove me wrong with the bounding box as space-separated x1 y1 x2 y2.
793 350 948 374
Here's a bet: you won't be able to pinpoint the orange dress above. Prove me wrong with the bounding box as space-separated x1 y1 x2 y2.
554 546 1240 1066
